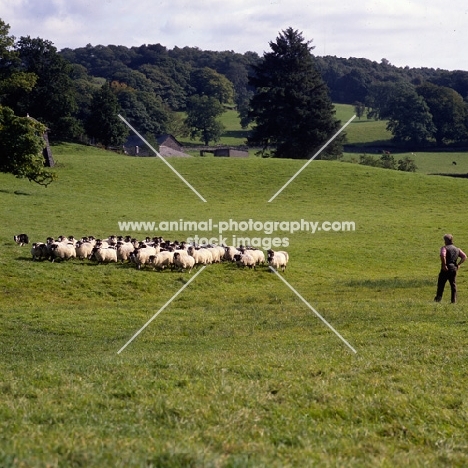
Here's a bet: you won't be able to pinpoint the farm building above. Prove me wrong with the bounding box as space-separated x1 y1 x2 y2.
200 147 249 158
124 134 190 157
214 148 249 158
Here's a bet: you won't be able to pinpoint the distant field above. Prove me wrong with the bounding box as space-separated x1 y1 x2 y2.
175 109 250 150
343 151 468 175
334 103 393 146
2 143 468 466
178 104 392 154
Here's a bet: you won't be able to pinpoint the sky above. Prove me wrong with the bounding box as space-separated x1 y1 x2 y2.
0 0 467 71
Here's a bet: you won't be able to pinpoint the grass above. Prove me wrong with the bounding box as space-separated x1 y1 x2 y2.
2 142 468 466
178 104 391 154
334 103 393 146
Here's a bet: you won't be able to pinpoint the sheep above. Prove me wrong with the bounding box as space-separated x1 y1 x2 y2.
150 250 174 270
244 248 265 265
173 251 195 273
224 245 240 261
75 240 95 260
188 246 213 265
30 242 47 261
116 241 135 263
50 241 76 262
44 237 56 260
95 239 110 249
233 252 256 269
267 249 289 272
91 246 118 264
206 246 222 263
67 235 78 246
105 235 118 246
134 245 158 270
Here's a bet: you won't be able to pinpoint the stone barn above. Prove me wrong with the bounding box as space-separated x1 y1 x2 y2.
214 148 249 158
124 134 190 157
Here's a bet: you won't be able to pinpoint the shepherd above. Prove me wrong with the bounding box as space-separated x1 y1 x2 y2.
434 234 466 303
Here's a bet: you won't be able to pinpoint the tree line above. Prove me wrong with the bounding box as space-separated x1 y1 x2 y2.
2 16 468 185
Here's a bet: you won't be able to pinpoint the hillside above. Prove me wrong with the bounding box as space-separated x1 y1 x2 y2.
2 145 468 466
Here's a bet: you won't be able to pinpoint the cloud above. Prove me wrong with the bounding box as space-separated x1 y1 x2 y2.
0 0 467 70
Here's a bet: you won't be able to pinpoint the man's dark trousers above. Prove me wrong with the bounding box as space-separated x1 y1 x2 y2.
435 266 458 303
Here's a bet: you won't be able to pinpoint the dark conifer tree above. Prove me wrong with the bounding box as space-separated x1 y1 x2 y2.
85 83 128 148
247 27 343 159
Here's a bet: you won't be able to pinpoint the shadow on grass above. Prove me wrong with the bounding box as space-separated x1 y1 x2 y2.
344 277 433 289
0 190 31 196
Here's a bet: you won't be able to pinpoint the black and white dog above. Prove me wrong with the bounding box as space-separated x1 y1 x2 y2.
14 234 29 246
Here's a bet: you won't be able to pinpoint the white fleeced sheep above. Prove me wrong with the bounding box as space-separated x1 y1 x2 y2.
150 250 174 270
76 240 95 260
173 251 196 273
135 245 158 270
188 246 213 265
224 246 240 261
206 246 222 263
245 248 265 265
267 249 288 272
92 246 118 264
117 241 135 262
233 252 256 269
50 241 76 262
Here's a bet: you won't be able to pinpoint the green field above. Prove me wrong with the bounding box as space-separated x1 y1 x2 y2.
2 142 468 466
183 104 391 149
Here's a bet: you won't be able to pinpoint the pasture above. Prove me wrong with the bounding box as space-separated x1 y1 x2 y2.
1 142 468 467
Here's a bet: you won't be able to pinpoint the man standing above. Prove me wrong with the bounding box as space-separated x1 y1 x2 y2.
434 234 466 303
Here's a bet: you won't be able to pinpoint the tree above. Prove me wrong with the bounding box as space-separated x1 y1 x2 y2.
4 36 79 140
386 84 435 145
189 67 234 105
247 28 342 159
353 101 365 119
185 94 225 145
85 83 128 148
0 105 56 186
416 82 468 145
0 19 37 100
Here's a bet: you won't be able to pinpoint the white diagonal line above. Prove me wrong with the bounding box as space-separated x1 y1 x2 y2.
268 115 356 202
269 266 357 354
118 114 207 203
117 266 207 354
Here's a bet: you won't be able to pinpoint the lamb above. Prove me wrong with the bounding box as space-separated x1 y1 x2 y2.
233 252 256 269
50 241 76 262
91 246 118 264
267 249 289 272
173 251 195 273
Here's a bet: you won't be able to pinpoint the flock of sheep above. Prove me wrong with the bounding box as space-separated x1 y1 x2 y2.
17 234 290 273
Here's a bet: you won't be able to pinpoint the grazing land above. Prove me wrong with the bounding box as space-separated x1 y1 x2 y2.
1 142 468 466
